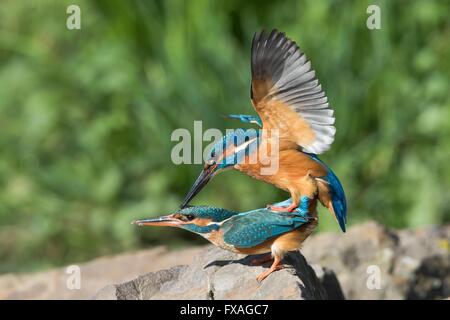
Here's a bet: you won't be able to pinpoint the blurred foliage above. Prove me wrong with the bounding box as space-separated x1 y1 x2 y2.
0 0 449 273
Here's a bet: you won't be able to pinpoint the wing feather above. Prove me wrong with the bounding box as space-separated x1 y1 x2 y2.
251 29 335 154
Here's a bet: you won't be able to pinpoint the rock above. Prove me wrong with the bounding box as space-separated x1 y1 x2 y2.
301 222 450 300
93 246 341 300
0 246 203 299
406 255 450 299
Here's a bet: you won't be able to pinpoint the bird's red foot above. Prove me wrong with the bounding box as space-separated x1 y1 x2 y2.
267 203 298 212
250 253 273 266
256 264 284 282
256 256 283 282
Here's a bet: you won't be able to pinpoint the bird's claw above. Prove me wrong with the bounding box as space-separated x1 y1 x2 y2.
256 265 284 283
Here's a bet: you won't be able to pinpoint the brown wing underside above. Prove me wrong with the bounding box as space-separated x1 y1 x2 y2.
251 93 317 151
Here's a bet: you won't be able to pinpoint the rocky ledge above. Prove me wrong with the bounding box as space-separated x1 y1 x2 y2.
93 247 342 300
1 221 449 300
94 222 450 300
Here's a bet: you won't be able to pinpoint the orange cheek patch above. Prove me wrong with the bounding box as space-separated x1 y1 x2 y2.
193 218 213 226
208 229 223 245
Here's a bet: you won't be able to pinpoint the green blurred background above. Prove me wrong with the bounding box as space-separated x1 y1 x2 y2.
0 0 449 273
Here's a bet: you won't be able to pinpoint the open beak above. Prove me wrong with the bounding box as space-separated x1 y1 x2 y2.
132 214 182 227
181 166 215 208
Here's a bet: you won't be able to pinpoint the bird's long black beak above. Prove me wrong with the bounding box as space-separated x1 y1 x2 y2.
132 215 182 227
181 167 215 208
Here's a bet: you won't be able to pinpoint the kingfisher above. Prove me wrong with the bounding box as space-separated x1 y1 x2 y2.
133 198 317 282
181 29 347 232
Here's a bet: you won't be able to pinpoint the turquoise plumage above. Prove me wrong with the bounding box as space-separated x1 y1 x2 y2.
222 208 311 248
308 153 347 232
227 114 262 127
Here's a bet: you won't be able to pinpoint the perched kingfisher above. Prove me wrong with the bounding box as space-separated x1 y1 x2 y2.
181 29 347 232
133 198 317 282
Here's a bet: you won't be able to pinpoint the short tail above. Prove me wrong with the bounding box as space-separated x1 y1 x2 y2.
310 154 347 232
323 168 347 232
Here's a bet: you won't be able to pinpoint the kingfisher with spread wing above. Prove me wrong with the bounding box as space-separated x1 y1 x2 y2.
181 29 347 232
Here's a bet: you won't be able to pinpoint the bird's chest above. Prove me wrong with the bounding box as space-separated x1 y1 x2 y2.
202 230 240 253
235 153 321 191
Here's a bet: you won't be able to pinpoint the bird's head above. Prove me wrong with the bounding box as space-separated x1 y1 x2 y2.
181 129 259 207
132 206 238 235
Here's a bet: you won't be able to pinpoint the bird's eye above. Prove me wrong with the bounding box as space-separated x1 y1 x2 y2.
184 214 195 221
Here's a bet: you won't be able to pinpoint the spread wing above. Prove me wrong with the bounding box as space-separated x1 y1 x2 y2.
251 29 335 154
222 209 311 248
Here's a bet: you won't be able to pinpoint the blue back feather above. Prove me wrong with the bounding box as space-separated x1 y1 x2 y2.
222 207 311 248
